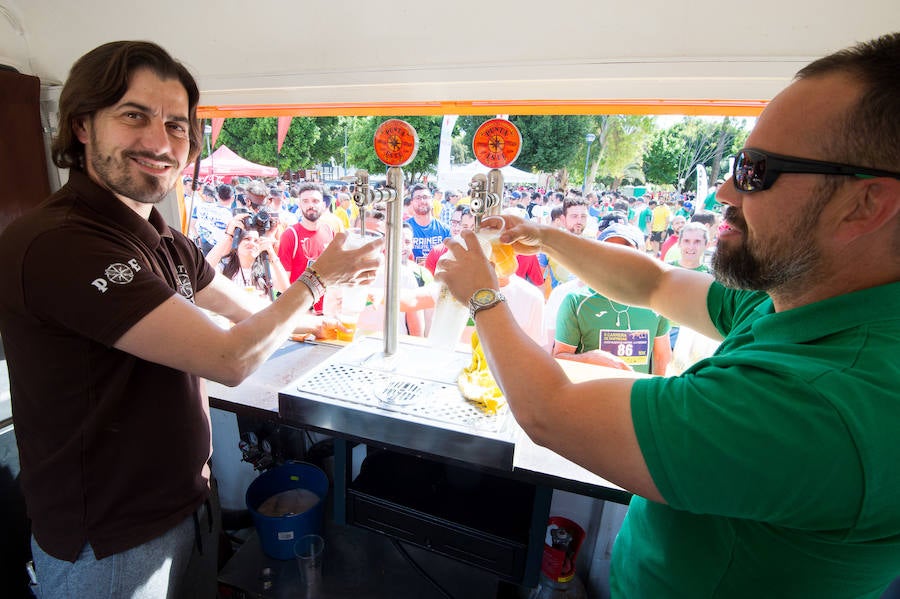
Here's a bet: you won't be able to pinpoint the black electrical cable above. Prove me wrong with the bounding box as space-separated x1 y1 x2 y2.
390 538 455 599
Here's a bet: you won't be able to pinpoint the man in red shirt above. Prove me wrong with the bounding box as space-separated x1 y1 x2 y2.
277 182 336 312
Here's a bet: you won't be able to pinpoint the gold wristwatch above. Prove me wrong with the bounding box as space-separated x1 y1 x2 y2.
468 288 506 319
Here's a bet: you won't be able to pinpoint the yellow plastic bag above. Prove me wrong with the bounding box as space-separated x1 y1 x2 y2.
457 331 506 415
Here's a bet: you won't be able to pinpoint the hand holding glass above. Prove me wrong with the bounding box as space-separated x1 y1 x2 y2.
429 217 509 350
332 230 382 341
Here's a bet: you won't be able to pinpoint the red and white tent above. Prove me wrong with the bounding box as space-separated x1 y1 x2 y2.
183 145 278 180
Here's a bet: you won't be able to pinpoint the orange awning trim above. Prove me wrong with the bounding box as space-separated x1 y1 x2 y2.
197 98 767 119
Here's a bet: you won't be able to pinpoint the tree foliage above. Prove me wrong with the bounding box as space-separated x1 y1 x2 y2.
346 116 443 184
206 114 750 190
511 115 593 174
642 117 750 190
575 115 656 191
455 115 591 172
642 129 686 188
216 117 323 172
308 116 351 170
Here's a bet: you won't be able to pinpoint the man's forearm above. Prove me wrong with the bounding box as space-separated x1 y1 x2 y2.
541 227 666 309
219 277 318 382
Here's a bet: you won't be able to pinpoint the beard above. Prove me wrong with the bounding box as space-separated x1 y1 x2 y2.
87 129 178 205
712 201 825 292
303 208 322 222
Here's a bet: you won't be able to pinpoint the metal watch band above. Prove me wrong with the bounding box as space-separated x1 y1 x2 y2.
469 289 506 319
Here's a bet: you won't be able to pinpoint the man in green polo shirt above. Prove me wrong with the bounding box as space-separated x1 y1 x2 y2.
436 32 900 598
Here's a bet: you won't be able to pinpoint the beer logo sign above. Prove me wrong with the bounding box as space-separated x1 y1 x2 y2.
472 119 522 169
373 119 419 167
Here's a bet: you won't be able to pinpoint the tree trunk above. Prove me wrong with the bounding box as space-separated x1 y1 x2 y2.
555 168 569 192
710 128 727 184
586 121 609 194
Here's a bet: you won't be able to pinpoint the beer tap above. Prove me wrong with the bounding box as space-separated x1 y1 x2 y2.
381 167 404 357
352 169 397 235
468 173 501 232
359 119 418 357
469 118 522 231
350 168 402 356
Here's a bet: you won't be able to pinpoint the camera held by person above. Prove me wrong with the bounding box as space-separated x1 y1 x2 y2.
233 206 273 237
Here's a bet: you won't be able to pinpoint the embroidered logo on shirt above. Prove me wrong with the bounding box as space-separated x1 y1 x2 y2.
176 265 195 301
105 263 135 284
91 259 143 293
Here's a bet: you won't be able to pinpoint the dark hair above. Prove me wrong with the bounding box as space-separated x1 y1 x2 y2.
408 183 429 198
217 184 233 200
690 212 717 226
598 210 628 231
562 195 588 217
220 249 242 281
52 41 201 170
294 182 324 198
796 32 900 171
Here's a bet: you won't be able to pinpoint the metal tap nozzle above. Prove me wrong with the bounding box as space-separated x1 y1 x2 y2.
468 173 501 231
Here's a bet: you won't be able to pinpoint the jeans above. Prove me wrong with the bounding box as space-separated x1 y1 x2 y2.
30 497 218 599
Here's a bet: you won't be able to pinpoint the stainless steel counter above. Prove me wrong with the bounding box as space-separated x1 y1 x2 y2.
208 336 631 504
206 340 336 419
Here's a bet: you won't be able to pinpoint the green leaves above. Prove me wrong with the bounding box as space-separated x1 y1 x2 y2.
642 117 750 190
203 114 750 190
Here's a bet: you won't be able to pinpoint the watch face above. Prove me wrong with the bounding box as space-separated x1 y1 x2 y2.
473 288 496 306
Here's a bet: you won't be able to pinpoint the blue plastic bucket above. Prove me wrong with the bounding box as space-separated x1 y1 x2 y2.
245 462 329 560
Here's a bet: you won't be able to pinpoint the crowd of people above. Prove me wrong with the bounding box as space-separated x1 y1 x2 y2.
184 166 725 373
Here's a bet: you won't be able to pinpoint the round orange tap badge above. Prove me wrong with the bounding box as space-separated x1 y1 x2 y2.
472 119 522 169
373 119 419 167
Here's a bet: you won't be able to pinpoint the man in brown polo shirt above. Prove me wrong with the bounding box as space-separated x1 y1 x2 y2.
0 41 382 598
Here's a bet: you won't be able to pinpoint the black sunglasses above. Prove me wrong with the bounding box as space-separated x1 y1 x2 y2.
732 147 900 193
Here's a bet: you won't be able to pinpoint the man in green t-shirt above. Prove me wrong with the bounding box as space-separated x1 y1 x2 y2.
665 222 718 369
702 180 724 212
553 224 671 375
637 200 656 243
436 33 900 598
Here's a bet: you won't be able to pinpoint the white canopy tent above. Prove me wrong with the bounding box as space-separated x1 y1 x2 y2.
437 161 539 194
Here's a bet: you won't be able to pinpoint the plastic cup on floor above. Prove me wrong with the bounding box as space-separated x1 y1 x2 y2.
294 534 325 597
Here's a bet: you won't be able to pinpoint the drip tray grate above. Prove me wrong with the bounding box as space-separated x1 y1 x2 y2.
294 339 508 432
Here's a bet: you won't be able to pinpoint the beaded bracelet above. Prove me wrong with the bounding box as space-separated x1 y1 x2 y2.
297 266 326 304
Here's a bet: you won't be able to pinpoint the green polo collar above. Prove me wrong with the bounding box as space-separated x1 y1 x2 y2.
748 281 900 344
